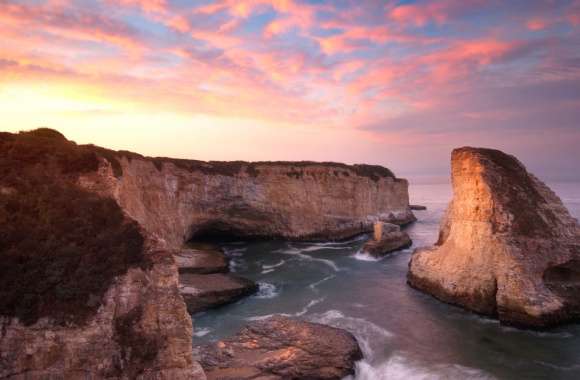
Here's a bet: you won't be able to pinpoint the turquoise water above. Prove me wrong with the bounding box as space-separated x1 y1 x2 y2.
192 182 580 380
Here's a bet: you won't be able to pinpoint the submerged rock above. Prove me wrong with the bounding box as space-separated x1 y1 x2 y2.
363 223 412 257
410 204 427 211
196 315 362 380
175 244 229 274
180 273 258 314
408 147 580 328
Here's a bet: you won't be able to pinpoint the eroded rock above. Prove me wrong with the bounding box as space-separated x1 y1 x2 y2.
408 147 580 328
79 151 415 246
180 273 258 314
175 244 229 274
195 315 363 380
363 223 412 257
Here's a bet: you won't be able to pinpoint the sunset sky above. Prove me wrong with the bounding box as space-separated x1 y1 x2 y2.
1 0 579 181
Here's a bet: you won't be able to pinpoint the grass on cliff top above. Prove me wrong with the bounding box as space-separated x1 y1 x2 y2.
0 129 146 326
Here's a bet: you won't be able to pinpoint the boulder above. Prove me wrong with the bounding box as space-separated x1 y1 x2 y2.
408 147 580 328
363 223 412 257
175 243 229 274
180 273 258 314
195 315 363 380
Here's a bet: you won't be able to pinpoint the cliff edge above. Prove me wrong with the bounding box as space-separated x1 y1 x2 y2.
1 128 413 377
0 130 203 379
408 147 580 328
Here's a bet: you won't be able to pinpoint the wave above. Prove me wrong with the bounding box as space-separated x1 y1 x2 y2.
300 245 350 252
308 274 336 291
246 297 325 321
346 354 497 380
229 258 247 273
278 248 340 271
351 249 381 262
193 327 211 337
262 259 286 270
223 247 247 257
307 310 392 361
254 282 280 299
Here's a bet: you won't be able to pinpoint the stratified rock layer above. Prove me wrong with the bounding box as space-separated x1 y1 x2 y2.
196 316 363 380
180 273 258 314
79 153 415 247
408 147 580 328
175 244 229 274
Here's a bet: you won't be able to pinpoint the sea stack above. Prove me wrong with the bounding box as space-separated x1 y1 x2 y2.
408 147 580 328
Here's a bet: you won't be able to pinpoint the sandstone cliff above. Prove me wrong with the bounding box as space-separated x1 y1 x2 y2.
1 128 412 377
408 147 580 328
79 151 415 248
0 130 203 379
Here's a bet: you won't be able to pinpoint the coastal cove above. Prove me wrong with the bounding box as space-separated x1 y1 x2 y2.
192 182 580 380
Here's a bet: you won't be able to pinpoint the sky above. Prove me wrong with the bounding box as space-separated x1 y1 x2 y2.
1 0 579 182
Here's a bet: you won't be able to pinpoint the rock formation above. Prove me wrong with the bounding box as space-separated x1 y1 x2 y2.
362 222 412 257
78 149 415 248
195 316 363 380
175 244 229 274
180 273 258 314
408 147 580 328
0 130 204 379
2 129 410 377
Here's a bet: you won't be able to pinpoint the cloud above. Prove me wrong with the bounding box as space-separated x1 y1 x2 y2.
1 0 579 179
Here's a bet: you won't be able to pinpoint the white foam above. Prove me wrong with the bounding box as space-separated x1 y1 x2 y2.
345 354 497 380
193 327 211 337
246 298 325 321
262 259 286 270
229 258 247 272
308 274 336 290
261 268 275 274
308 310 392 360
352 249 381 262
224 247 246 257
279 247 340 271
254 282 279 299
295 297 325 316
300 245 348 252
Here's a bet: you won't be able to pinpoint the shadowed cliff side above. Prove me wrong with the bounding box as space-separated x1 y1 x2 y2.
0 130 203 379
408 147 580 328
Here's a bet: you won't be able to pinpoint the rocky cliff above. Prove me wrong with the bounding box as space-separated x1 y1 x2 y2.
1 129 412 377
0 130 203 379
408 147 580 328
79 150 414 248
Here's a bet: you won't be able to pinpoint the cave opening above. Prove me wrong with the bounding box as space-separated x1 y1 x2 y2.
187 220 252 244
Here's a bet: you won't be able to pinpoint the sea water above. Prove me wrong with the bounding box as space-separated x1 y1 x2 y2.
192 182 580 380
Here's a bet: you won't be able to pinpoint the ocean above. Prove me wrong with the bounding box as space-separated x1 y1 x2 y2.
192 182 580 380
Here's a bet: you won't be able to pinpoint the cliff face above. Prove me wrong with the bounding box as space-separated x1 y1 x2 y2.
0 243 204 379
80 153 415 248
1 129 412 377
408 147 580 328
0 130 203 379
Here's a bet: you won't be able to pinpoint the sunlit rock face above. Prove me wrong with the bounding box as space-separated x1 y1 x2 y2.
195 315 363 380
80 154 415 248
408 147 580 328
